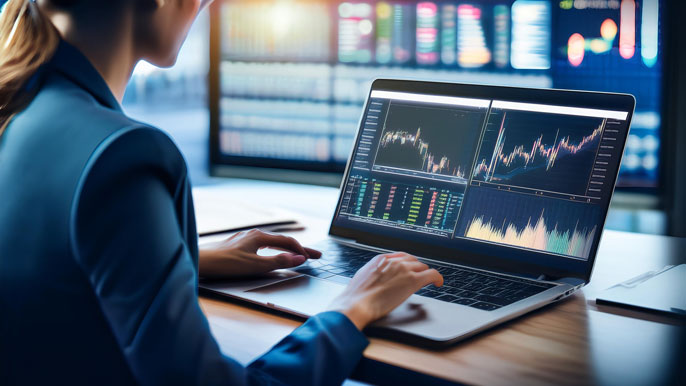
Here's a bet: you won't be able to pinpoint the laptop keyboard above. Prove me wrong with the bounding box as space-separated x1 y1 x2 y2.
291 241 555 311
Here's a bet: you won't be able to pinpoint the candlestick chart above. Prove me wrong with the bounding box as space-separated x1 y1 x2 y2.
472 110 605 196
378 128 469 178
457 187 600 260
373 103 485 183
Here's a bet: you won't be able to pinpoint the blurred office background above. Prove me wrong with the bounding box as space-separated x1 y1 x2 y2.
122 0 685 236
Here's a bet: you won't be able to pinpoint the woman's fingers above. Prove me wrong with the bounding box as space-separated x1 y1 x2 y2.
414 268 444 288
382 251 414 260
261 252 307 269
400 260 430 272
303 247 322 259
257 245 322 259
247 230 310 257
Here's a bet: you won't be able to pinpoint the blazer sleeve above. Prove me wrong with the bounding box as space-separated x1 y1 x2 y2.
69 126 368 386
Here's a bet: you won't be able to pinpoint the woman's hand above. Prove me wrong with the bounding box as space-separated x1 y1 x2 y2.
198 229 321 278
327 252 443 330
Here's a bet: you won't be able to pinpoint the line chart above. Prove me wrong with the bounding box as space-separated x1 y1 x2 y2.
472 110 605 196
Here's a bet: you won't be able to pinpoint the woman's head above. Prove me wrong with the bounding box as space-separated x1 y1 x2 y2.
0 0 208 132
133 0 204 68
36 0 205 68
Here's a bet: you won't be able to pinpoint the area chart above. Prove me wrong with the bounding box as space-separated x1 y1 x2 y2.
457 187 600 260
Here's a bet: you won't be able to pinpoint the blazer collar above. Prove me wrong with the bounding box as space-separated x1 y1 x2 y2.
49 39 123 113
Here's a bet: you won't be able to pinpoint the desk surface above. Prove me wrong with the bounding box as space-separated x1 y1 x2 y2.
197 180 686 386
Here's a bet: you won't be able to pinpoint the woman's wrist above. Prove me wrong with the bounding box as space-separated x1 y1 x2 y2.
338 305 371 331
197 248 225 277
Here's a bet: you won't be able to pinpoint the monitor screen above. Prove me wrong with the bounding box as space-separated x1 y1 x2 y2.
210 0 662 188
330 81 633 277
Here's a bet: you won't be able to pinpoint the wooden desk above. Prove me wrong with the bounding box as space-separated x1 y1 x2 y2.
196 181 686 385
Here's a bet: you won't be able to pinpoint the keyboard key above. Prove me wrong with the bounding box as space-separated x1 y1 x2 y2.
444 276 465 285
415 288 432 296
435 294 459 303
458 290 479 299
504 282 527 290
444 287 465 296
462 283 484 292
470 302 500 311
497 289 519 298
326 267 348 274
309 270 335 279
474 294 513 306
479 286 505 296
422 290 444 299
452 298 477 306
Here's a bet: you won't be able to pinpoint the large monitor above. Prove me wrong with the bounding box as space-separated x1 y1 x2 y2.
209 0 663 189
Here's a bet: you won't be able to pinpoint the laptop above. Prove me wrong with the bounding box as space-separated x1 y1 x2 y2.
201 79 635 346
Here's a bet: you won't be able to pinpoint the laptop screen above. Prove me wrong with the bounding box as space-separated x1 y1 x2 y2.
330 81 633 278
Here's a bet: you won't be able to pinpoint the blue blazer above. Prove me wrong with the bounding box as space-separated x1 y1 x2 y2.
0 41 368 385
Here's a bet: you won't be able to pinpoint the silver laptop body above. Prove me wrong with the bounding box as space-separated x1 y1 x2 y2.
201 80 635 346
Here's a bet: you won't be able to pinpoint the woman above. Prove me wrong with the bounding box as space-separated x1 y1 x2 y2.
0 1 443 385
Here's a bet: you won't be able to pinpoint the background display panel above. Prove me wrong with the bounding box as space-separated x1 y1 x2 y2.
213 0 663 188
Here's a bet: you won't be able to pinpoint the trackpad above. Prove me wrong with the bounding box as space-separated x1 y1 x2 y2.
245 276 346 317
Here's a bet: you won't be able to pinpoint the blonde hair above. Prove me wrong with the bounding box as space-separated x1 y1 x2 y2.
0 0 61 135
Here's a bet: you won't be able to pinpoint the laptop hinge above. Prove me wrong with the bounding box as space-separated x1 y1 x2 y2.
556 277 586 288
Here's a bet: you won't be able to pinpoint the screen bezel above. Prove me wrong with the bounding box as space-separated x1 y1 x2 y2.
328 79 635 282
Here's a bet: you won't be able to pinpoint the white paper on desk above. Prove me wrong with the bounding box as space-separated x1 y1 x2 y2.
192 188 297 236
597 264 686 316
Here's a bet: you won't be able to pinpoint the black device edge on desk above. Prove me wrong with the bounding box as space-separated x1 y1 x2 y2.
596 297 686 320
328 79 636 285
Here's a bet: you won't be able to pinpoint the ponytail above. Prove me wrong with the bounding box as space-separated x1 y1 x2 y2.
0 0 60 135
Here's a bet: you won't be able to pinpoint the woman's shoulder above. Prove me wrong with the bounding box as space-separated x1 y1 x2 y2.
0 73 193 264
79 124 189 192
10 72 188 180
2 72 189 216
25 73 148 141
